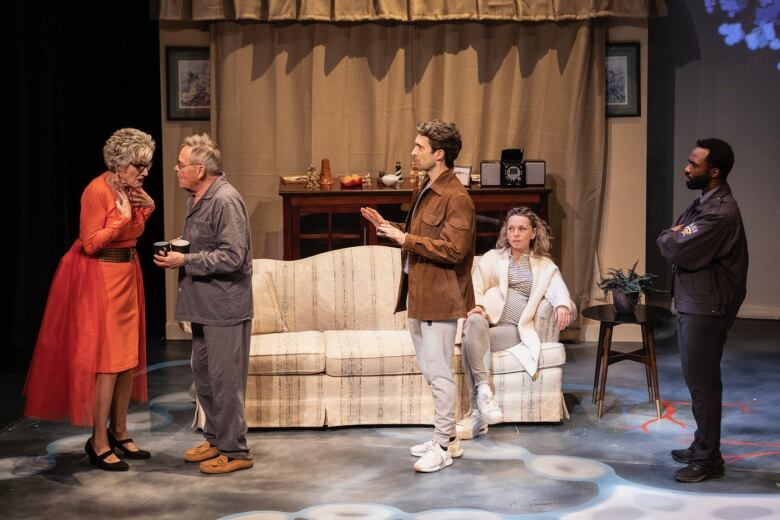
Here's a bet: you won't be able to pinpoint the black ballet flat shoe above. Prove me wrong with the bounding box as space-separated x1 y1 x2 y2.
107 431 151 460
84 439 129 471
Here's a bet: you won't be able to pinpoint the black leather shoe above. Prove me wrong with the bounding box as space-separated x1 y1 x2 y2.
671 447 694 464
85 439 129 471
674 461 725 483
107 431 151 460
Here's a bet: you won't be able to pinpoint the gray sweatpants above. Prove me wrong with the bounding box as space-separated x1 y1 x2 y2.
191 320 252 460
462 313 520 407
408 318 458 448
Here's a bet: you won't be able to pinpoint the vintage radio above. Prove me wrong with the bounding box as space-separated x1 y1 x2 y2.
500 148 525 187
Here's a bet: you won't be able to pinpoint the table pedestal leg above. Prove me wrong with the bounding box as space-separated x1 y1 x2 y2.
641 323 662 419
597 324 614 419
592 323 607 404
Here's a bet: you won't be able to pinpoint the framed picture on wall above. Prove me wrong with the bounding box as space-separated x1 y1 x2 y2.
166 47 210 121
606 42 640 117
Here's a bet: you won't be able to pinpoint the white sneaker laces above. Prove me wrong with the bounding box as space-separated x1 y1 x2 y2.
479 394 501 414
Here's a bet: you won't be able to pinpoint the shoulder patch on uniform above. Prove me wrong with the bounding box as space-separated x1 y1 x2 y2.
680 223 698 237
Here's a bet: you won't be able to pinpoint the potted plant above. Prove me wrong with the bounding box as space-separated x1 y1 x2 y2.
598 261 657 314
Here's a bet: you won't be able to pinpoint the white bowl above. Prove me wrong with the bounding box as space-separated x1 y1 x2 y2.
380 175 399 187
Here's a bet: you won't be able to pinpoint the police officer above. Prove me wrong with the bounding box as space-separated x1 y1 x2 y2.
657 138 748 483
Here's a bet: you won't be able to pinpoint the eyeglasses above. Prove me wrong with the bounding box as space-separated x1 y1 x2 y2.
131 161 153 172
175 161 202 169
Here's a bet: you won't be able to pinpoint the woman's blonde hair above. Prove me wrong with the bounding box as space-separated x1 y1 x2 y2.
103 128 155 172
495 206 552 257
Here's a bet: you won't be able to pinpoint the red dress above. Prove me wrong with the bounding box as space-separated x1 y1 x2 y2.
24 173 152 426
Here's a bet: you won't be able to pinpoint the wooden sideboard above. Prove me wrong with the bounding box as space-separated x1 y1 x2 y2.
279 178 551 260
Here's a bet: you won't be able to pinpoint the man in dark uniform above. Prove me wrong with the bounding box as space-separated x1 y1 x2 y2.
657 138 748 483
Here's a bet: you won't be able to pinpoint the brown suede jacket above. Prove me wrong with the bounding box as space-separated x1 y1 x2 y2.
391 169 476 320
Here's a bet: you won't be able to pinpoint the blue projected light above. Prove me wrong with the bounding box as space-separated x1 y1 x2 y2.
705 0 780 71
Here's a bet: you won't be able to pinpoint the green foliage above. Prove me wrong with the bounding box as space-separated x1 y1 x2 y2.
598 261 657 296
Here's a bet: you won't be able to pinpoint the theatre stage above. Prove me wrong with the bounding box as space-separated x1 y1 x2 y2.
1 319 778 519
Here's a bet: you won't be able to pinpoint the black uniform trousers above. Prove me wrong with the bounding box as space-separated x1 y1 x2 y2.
676 312 735 464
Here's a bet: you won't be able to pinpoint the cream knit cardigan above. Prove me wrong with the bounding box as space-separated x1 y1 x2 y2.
472 247 575 377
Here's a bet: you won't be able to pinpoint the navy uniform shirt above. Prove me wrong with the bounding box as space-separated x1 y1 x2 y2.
657 182 748 317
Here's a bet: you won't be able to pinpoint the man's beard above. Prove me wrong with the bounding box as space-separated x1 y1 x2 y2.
685 174 709 190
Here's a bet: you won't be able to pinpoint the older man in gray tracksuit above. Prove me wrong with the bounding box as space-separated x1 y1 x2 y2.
154 133 253 475
657 138 748 483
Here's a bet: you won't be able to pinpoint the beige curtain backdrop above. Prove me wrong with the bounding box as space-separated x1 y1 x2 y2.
159 0 665 22
200 21 605 312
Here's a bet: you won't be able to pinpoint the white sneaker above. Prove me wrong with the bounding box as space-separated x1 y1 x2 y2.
410 437 463 458
477 393 504 425
413 441 454 473
456 409 488 440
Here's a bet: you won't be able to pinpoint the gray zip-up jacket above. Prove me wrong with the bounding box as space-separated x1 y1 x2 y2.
657 182 748 317
175 174 253 326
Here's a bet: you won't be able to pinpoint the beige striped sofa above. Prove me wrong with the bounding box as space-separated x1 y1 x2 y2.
242 245 568 428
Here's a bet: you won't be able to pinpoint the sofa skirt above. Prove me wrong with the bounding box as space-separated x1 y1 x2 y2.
204 367 566 429
245 374 327 427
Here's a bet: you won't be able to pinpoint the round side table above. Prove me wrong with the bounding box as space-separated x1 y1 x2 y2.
582 304 673 418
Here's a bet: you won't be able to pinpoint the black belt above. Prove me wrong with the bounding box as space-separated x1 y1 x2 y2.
94 247 135 263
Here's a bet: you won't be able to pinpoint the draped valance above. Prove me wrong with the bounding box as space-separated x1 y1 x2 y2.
156 0 666 23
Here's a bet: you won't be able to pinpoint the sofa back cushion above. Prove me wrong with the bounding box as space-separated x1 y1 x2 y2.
251 271 288 334
253 245 408 332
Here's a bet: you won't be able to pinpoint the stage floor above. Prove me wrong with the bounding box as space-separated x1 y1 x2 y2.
1 318 778 519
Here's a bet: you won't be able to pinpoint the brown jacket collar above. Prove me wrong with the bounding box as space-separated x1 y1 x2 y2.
419 168 455 195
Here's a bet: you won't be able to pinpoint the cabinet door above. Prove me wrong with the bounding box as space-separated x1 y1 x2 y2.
294 205 366 259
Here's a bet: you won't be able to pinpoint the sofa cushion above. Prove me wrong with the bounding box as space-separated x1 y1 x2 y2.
324 330 416 377
321 331 563 377
488 342 566 375
251 271 288 334
249 331 324 375
323 330 462 377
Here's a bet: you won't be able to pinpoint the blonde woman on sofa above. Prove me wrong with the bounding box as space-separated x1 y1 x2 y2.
457 206 575 440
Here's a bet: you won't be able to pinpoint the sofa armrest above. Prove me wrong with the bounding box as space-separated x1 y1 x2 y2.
534 299 577 343
534 299 559 343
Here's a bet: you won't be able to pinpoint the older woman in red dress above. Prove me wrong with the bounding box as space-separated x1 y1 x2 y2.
24 128 156 471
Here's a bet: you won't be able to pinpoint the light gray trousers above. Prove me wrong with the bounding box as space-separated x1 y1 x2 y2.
462 313 520 408
191 320 252 460
408 318 458 448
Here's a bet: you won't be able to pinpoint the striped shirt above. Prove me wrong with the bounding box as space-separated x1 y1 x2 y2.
497 254 533 326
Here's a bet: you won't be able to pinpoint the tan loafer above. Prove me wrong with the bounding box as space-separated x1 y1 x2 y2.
184 441 220 462
199 455 253 474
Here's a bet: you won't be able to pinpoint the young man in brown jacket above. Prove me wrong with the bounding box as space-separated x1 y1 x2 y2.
362 120 475 472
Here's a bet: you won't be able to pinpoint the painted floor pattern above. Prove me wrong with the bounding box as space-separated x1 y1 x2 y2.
0 318 778 519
